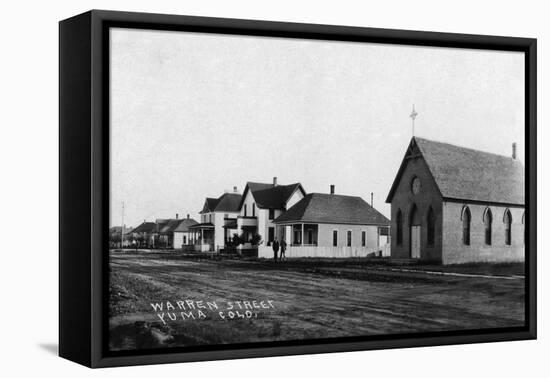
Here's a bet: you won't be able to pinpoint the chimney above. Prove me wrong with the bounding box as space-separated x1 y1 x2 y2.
371 192 374 207
512 143 517 160
330 185 335 195
233 186 238 193
176 213 179 219
187 214 190 219
273 176 278 186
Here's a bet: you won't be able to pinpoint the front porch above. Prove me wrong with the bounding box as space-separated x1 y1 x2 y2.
188 223 215 252
276 223 319 246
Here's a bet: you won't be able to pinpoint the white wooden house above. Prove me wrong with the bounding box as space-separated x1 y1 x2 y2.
191 187 242 252
271 186 390 258
236 177 306 252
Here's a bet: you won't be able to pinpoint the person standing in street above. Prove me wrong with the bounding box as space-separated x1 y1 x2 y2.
272 238 280 262
280 239 287 260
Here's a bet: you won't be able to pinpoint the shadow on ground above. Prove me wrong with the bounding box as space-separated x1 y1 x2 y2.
38 343 58 356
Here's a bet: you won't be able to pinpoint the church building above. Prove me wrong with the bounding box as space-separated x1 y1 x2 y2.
386 137 525 264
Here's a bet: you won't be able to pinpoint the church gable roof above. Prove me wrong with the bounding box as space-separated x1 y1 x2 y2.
386 137 525 205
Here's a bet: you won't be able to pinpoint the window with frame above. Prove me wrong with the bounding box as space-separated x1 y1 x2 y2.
244 204 247 217
268 227 274 245
396 210 403 246
427 207 435 246
504 209 512 245
294 229 301 245
462 206 471 245
269 208 275 220
347 230 352 247
252 203 256 217
484 208 493 245
361 231 366 247
522 211 525 245
333 230 338 247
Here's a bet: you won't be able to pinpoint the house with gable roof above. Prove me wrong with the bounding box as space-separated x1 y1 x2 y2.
190 186 242 251
272 185 390 258
128 221 157 248
155 214 199 249
237 177 306 251
386 137 525 264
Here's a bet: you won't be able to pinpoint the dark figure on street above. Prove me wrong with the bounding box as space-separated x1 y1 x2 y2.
280 239 287 260
272 238 280 262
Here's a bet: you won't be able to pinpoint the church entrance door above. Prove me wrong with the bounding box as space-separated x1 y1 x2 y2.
411 225 421 258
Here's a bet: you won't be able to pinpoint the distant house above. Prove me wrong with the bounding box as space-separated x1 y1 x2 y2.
156 214 198 249
109 226 133 248
173 216 199 248
237 177 306 251
191 187 242 252
128 222 156 248
272 186 390 258
386 137 525 264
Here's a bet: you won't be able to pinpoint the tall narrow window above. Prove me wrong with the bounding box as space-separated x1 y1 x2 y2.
347 230 352 246
522 211 525 245
361 231 366 247
427 207 435 246
396 210 403 246
268 227 274 244
244 204 247 216
504 209 512 245
333 230 338 246
252 203 256 217
484 208 493 245
462 206 471 245
269 209 275 220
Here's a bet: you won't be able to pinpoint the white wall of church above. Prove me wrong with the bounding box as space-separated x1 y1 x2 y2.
442 201 525 264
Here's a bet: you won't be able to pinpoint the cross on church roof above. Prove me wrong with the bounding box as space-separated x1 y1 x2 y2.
410 104 418 136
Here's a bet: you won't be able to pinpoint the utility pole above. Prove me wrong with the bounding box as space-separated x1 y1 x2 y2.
121 201 125 249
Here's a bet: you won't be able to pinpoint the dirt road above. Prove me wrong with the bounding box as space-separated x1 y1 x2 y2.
109 252 525 351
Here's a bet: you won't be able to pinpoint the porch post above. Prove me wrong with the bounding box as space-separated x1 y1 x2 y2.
301 223 304 246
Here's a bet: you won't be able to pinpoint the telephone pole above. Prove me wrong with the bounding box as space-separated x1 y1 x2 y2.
121 201 125 249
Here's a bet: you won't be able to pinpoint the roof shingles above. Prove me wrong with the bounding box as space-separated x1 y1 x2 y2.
274 193 390 225
241 181 305 210
413 137 525 205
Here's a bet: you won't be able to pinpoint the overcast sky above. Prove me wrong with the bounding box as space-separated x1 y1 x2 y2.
109 28 525 228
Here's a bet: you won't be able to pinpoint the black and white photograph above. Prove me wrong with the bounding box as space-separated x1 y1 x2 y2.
3 0 548 375
107 26 528 352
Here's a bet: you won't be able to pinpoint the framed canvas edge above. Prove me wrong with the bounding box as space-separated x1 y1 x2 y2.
59 9 537 368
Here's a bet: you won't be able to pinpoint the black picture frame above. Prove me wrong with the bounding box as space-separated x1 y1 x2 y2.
59 9 537 368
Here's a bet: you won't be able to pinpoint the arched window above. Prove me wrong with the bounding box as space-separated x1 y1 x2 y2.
483 208 493 245
522 211 525 245
427 207 435 246
462 206 471 246
504 209 512 245
396 209 403 246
